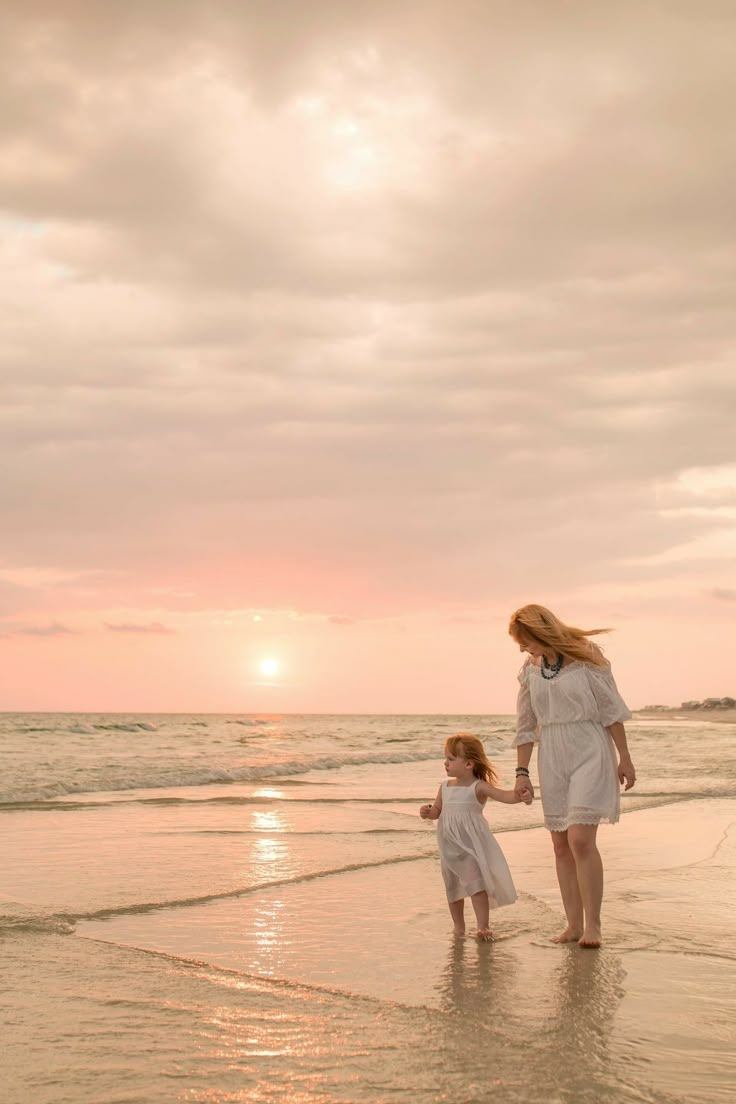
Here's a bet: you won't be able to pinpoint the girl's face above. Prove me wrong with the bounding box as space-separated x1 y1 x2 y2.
444 747 473 779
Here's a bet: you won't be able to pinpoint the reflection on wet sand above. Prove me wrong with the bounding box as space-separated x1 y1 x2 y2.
544 951 627 1099
436 936 518 1027
433 937 627 1103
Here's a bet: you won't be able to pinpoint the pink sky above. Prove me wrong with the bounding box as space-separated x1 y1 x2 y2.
1 2 735 712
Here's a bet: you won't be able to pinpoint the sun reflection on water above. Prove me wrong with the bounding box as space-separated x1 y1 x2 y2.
252 810 285 833
250 897 287 977
250 836 289 879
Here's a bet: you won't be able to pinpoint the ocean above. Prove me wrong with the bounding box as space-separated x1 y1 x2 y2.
1 712 735 1103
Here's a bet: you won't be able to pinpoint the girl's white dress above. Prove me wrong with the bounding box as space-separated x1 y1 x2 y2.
514 658 631 832
436 781 517 907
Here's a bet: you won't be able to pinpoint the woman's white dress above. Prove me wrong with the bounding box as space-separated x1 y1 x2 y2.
436 781 517 907
514 659 631 832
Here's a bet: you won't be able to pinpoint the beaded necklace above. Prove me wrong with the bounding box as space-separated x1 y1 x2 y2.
540 653 564 679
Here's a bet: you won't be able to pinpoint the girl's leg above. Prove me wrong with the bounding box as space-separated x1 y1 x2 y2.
550 830 584 943
567 824 603 947
449 898 465 936
470 890 492 940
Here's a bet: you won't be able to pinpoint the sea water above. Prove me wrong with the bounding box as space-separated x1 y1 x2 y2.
1 713 734 1103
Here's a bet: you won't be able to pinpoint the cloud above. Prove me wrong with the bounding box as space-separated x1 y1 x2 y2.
105 621 177 635
7 622 76 636
710 587 736 601
0 0 734 625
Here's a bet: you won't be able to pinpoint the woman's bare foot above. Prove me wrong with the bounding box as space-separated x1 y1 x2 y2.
579 925 602 948
551 926 583 944
475 928 494 942
453 925 466 937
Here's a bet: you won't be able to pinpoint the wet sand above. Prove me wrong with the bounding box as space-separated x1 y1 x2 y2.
4 711 735 1103
79 797 736 1103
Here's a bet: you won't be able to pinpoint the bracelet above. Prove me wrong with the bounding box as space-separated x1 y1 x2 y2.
515 767 530 776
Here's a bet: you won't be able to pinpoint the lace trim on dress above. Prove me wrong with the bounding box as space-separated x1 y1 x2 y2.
544 813 620 831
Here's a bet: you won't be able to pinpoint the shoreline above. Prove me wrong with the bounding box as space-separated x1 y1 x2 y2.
73 796 736 1103
634 708 736 724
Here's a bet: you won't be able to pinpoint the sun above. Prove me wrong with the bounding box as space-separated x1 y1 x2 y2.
259 657 279 679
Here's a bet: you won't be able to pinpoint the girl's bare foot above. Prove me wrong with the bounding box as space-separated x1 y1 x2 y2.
579 925 602 948
551 926 582 944
453 926 466 937
475 928 494 942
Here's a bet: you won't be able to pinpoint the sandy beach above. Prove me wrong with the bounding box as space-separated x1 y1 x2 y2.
2 712 735 1103
3 796 734 1104
71 798 735 1103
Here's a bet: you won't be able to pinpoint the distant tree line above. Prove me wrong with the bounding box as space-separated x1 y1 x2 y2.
679 697 735 710
642 697 735 711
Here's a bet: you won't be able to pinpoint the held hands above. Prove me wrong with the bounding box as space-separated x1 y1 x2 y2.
514 776 535 804
618 757 636 790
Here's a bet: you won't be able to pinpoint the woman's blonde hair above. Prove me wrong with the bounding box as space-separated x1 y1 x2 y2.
508 604 610 667
445 733 498 784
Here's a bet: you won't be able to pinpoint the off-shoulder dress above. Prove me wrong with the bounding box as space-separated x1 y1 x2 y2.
514 659 631 832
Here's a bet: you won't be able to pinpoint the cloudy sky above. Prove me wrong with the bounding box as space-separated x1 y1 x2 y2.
1 1 734 712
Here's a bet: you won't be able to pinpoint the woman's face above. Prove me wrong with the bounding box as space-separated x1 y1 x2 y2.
514 632 545 658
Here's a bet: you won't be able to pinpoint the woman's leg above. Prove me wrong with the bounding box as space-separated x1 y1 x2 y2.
470 890 492 939
448 897 465 936
567 824 603 947
550 830 584 942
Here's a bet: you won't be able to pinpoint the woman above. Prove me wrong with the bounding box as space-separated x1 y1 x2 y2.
509 604 635 947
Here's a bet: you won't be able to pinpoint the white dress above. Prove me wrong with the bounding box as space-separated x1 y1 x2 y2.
436 781 517 907
514 658 631 832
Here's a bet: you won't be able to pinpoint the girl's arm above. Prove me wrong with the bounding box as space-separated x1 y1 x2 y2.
419 785 443 820
607 722 635 789
475 781 532 805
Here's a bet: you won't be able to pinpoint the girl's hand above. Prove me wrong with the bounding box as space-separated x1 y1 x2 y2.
419 804 434 819
514 776 534 802
618 757 636 790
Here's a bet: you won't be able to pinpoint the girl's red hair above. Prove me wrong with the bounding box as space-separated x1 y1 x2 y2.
445 733 498 784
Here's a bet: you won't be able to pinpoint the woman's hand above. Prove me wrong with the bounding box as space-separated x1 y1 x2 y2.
618 757 636 790
514 776 535 802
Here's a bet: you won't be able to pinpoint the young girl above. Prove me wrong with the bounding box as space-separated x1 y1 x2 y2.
420 733 532 941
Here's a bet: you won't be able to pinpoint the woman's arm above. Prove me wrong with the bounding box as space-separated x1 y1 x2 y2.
513 663 538 799
608 722 635 789
514 743 535 799
583 662 635 789
419 785 443 820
